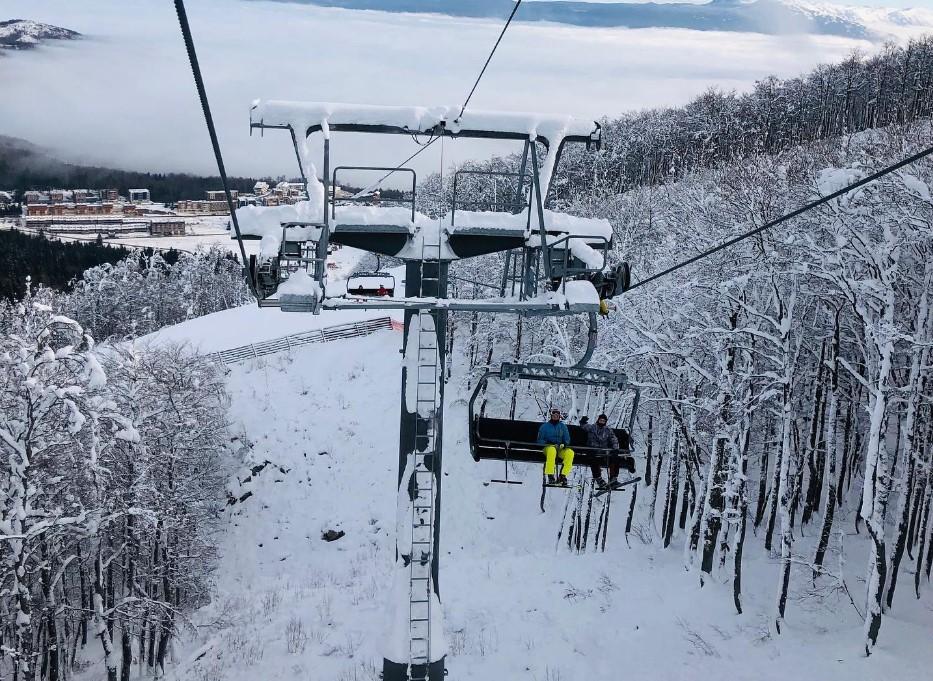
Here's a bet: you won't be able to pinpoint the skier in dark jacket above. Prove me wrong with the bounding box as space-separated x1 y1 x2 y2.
583 413 630 490
537 408 575 486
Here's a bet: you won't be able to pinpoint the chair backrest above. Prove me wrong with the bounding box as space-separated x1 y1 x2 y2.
476 417 630 451
476 417 539 444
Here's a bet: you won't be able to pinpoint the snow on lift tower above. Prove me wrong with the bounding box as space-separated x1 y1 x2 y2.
239 101 633 315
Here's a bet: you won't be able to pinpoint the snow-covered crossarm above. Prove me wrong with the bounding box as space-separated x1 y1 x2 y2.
250 100 599 147
333 206 612 243
239 201 612 262
312 279 601 314
250 100 600 197
260 291 599 313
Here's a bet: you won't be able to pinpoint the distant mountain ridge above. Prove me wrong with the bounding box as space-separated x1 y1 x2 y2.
259 0 930 39
0 19 81 50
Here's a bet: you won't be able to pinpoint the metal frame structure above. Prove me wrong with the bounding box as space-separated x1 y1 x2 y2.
249 133 615 314
245 103 624 681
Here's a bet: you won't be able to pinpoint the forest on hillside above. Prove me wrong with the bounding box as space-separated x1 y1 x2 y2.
0 137 259 203
447 59 933 662
0 240 253 679
421 36 933 211
0 229 134 300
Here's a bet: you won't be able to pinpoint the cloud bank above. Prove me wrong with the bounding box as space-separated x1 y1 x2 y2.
0 0 893 180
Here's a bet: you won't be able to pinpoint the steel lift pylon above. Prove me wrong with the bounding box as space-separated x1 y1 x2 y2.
245 101 623 681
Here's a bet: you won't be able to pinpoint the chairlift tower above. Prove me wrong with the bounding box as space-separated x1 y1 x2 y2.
246 101 628 681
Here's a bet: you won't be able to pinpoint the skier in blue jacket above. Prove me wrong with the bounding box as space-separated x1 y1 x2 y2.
537 407 575 486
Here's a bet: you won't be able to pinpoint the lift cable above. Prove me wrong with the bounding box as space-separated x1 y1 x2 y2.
350 137 439 200
356 0 525 197
173 0 256 297
626 141 933 292
456 0 524 121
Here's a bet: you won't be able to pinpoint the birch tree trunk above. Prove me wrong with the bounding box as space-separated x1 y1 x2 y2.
732 416 752 614
774 378 795 633
94 550 118 681
814 310 841 574
662 431 681 548
914 454 933 598
859 279 897 655
886 261 931 608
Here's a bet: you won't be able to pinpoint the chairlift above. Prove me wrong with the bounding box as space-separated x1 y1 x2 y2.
345 253 396 297
468 362 639 487
347 271 396 297
248 221 321 300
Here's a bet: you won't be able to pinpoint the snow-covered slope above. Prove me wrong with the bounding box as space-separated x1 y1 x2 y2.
138 247 394 354
153 304 933 681
0 19 80 50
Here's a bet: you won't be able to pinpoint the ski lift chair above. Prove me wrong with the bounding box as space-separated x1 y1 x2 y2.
346 271 396 297
468 363 639 484
248 221 322 302
544 232 610 289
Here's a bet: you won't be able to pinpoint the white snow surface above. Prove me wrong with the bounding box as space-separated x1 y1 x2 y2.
137 246 397 354
334 205 424 231
156 305 933 681
137 304 399 355
900 173 932 201
558 279 601 306
276 271 319 296
451 208 613 240
236 202 324 240
567 239 606 269
817 166 865 196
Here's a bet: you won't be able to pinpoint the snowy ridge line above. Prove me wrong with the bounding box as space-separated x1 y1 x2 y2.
208 316 397 364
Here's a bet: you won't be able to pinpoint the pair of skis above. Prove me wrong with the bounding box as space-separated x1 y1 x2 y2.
593 477 641 498
540 475 640 511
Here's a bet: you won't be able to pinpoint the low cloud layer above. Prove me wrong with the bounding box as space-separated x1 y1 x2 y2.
0 0 897 179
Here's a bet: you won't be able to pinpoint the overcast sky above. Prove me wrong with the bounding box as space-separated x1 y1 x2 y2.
1 0 929 182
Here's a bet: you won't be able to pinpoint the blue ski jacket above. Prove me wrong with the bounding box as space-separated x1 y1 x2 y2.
537 420 571 447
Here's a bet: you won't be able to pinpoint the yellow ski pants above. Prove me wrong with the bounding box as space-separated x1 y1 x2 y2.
543 445 575 476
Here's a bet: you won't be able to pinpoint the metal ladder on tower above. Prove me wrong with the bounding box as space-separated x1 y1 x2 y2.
408 234 441 680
